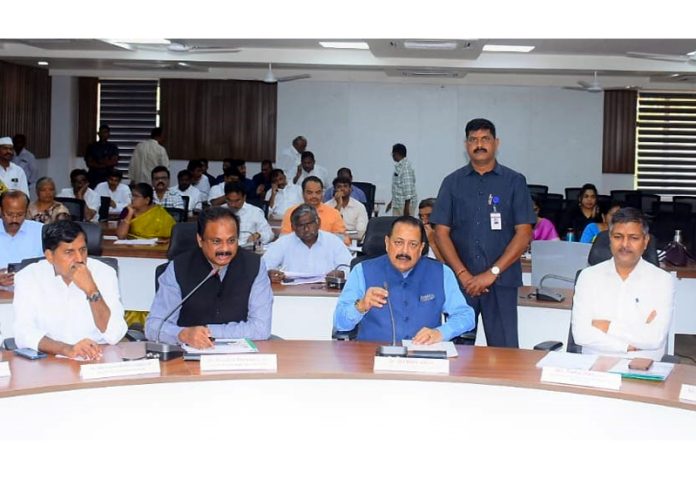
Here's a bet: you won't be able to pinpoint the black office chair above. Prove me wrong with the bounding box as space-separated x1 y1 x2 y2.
351 216 398 269
610 189 635 204
76 221 103 256
98 196 111 222
55 197 86 221
353 181 376 218
155 222 199 290
181 195 190 217
564 187 582 201
164 207 187 223
587 230 659 267
528 184 549 199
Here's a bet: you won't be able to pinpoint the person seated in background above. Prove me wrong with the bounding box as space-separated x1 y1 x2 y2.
150 166 184 209
59 168 99 222
187 159 211 203
229 159 257 199
333 216 475 344
214 158 233 185
223 182 274 247
199 159 217 190
146 207 272 348
0 191 43 289
209 166 242 206
572 208 674 361
291 151 329 187
28 177 70 224
94 169 131 215
531 196 559 241
418 198 444 260
252 159 273 199
116 183 175 239
14 221 127 359
323 167 367 202
266 168 302 220
562 183 601 241
280 177 348 241
172 169 202 214
264 204 352 283
325 176 368 241
580 201 621 243
1 136 29 197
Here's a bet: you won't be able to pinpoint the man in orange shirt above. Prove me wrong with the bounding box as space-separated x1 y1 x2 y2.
280 176 348 241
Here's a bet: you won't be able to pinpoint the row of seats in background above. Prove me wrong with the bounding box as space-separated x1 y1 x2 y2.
530 184 696 255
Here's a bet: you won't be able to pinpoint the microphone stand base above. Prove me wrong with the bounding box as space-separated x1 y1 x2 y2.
376 345 408 357
145 342 184 361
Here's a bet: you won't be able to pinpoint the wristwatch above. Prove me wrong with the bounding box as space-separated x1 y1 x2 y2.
354 299 368 314
490 266 501 276
86 291 102 302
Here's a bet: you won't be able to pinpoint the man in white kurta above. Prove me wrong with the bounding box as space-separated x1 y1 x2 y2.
14 221 127 359
223 182 274 247
572 208 675 361
277 135 307 179
94 170 131 215
0 136 29 196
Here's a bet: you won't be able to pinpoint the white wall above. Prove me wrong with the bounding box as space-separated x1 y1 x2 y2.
44 76 81 191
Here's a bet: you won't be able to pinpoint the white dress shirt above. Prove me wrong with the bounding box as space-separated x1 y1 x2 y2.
208 182 226 202
278 145 301 178
0 219 44 269
226 202 274 246
0 161 29 196
128 139 169 185
13 258 127 351
262 230 353 275
294 164 330 188
171 185 202 213
58 187 100 222
572 258 675 361
325 197 368 240
265 184 302 220
94 181 132 214
193 175 211 202
12 148 38 189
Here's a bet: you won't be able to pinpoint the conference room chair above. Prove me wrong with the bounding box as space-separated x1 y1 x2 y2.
76 221 103 256
528 184 549 199
625 192 660 216
672 196 696 218
164 207 187 223
564 187 582 201
350 216 398 269
154 222 198 290
610 189 635 204
55 197 86 221
181 195 190 217
352 181 376 218
98 196 111 222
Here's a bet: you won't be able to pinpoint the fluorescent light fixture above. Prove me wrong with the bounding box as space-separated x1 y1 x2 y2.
37 61 49 66
403 41 458 50
177 62 188 67
483 44 535 53
319 41 369 50
687 50 696 57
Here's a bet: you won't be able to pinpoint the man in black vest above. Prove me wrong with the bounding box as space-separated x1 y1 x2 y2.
145 207 273 348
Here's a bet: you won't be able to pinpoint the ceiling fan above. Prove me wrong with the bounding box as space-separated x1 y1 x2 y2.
263 63 311 83
626 51 696 65
111 61 208 72
563 71 603 93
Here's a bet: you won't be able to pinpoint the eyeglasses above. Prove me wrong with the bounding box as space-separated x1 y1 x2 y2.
295 221 318 230
466 136 494 145
203 238 238 247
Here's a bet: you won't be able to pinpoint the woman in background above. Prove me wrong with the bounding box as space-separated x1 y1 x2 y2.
27 177 70 224
531 196 560 241
116 183 175 239
580 202 622 243
563 183 601 240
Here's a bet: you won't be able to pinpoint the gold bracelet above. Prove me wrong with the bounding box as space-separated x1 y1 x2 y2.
456 269 467 277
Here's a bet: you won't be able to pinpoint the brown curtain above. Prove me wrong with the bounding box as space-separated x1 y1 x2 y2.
0 60 51 158
76 77 98 157
602 90 637 174
160 79 277 162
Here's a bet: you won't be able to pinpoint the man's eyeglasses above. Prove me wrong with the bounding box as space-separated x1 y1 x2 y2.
466 136 494 145
202 238 238 247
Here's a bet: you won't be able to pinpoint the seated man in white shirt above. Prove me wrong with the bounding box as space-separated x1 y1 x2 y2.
263 203 352 283
572 207 675 361
13 220 127 359
172 169 202 215
223 182 274 247
58 168 100 222
187 160 211 203
266 168 302 220
94 169 131 215
325 176 368 241
209 166 242 206
291 151 329 187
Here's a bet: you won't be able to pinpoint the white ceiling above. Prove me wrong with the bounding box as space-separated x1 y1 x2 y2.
1 38 696 89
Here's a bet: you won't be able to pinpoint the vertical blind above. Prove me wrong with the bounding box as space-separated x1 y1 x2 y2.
98 79 159 175
636 91 696 196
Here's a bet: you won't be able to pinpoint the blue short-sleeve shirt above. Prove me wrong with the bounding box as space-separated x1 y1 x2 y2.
431 161 536 288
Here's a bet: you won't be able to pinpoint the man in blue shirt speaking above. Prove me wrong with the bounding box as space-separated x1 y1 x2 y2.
334 216 475 344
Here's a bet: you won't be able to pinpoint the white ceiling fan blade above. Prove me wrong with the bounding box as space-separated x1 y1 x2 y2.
563 86 587 91
277 74 311 82
577 80 593 89
626 51 691 63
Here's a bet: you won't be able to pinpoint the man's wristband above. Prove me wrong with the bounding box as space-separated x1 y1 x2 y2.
455 269 467 278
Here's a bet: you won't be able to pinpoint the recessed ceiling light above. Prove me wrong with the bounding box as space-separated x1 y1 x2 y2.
483 44 535 53
37 61 49 66
403 41 458 50
319 41 369 50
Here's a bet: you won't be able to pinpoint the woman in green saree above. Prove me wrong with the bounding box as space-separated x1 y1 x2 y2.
116 183 175 239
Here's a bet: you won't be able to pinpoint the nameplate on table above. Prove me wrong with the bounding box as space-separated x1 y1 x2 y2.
679 384 696 403
200 354 277 372
80 359 161 379
0 361 10 378
374 356 449 375
541 366 621 390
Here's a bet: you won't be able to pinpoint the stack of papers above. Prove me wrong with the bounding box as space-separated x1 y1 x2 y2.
608 359 675 381
536 351 598 370
281 271 325 285
182 339 259 355
114 238 158 246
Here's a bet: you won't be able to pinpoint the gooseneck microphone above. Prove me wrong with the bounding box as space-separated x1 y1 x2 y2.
376 281 407 357
146 266 220 361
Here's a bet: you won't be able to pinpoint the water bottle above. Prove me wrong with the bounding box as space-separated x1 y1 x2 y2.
674 229 683 244
566 228 575 242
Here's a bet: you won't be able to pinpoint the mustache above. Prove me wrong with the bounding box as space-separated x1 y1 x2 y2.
474 147 487 153
215 251 232 258
396 254 412 261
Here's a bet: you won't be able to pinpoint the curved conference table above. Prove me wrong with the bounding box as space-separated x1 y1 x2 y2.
1 341 695 476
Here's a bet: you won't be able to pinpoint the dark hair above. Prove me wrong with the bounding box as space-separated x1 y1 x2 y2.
336 167 352 178
261 159 273 168
177 169 192 180
197 206 239 237
12 133 26 143
389 215 427 244
301 151 315 161
599 200 622 217
223 166 242 178
99 124 110 132
392 143 407 158
332 176 352 188
224 181 246 197
150 127 163 138
229 159 246 168
42 220 85 252
69 169 88 182
0 189 30 208
577 183 598 203
187 159 204 171
107 169 123 179
418 198 436 210
290 203 319 226
151 166 170 179
609 207 649 235
271 169 285 181
302 175 323 191
132 183 154 204
465 118 497 138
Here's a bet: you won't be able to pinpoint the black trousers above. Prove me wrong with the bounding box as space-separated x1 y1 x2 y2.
463 284 519 348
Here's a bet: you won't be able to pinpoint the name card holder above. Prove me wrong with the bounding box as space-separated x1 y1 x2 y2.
541 366 621 390
80 359 161 380
0 361 10 378
374 356 450 375
200 354 277 372
679 384 696 402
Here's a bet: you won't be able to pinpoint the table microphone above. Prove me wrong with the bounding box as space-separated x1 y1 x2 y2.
146 266 220 361
376 281 407 357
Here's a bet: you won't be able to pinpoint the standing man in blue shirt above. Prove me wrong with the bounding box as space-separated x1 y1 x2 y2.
432 118 535 348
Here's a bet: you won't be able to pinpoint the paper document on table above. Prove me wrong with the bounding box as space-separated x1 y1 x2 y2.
536 351 598 370
281 271 325 285
182 338 259 355
103 235 118 240
402 340 458 358
114 238 158 246
608 359 674 381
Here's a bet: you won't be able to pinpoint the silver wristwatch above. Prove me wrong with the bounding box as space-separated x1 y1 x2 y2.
86 291 102 302
490 266 500 276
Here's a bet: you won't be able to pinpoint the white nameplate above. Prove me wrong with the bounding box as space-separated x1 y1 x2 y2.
541 367 621 390
0 361 10 378
679 384 696 403
373 356 449 375
80 359 161 379
200 354 277 372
